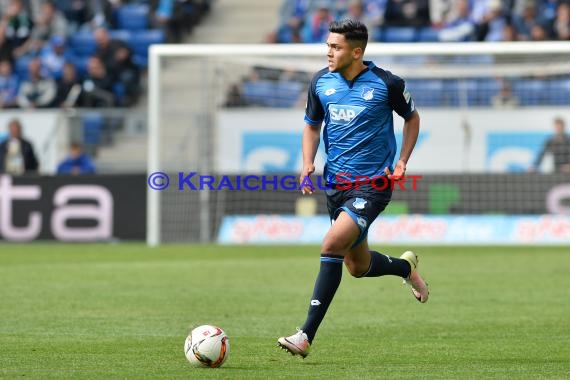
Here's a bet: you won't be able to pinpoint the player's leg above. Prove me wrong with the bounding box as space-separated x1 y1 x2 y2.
344 239 411 278
341 185 429 302
278 211 360 357
400 251 429 303
343 238 429 303
301 211 360 335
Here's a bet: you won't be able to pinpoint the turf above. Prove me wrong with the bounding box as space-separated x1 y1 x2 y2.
0 244 569 379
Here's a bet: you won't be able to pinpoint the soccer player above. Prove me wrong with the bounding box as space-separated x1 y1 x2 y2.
277 18 429 358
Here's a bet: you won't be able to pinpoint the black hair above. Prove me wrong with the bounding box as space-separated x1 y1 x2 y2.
329 18 368 50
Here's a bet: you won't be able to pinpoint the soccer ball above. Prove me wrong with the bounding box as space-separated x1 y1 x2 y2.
184 325 230 368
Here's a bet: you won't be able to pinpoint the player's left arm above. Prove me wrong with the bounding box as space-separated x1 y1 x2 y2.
385 74 420 179
399 110 420 165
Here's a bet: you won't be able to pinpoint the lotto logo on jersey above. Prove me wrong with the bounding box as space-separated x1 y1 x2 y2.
328 105 365 124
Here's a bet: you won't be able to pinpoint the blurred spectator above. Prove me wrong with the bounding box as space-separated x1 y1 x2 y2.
533 117 570 173
540 0 560 23
53 62 81 108
384 0 431 27
0 59 19 108
94 27 125 71
342 0 365 23
512 0 549 41
53 0 113 33
57 141 96 175
439 0 476 41
474 0 508 41
0 118 38 175
553 2 570 40
530 23 549 40
266 0 309 43
80 56 115 107
301 3 334 43
112 42 140 106
224 83 246 107
502 22 519 41
491 80 519 108
430 0 453 27
2 0 34 58
0 24 15 63
93 28 139 106
17 57 56 108
39 35 74 80
340 0 385 32
90 0 116 29
17 0 67 57
152 0 186 43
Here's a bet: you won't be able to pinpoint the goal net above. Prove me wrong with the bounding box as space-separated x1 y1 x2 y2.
147 42 570 245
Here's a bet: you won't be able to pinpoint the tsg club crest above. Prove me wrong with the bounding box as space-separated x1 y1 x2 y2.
353 198 367 210
361 87 374 100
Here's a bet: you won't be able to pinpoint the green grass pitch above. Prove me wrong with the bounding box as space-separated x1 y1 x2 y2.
1 244 569 379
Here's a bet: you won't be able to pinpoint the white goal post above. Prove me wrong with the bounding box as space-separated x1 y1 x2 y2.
147 42 570 246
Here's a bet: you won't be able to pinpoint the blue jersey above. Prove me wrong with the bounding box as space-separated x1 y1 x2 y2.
304 61 415 183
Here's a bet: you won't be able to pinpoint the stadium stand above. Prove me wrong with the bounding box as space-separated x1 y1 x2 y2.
0 0 214 161
0 1 214 107
230 0 570 110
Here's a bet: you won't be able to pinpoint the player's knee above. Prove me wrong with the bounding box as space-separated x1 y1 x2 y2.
320 237 350 256
344 258 363 277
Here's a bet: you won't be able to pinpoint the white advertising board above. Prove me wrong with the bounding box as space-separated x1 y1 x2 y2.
217 108 570 174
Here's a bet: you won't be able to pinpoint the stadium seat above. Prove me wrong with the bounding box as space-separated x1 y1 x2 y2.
241 80 303 108
382 27 417 43
466 79 500 106
407 79 444 107
83 113 104 146
109 29 133 44
15 56 33 79
241 81 276 106
273 81 303 107
547 78 570 105
68 56 90 78
441 80 460 107
513 79 548 106
417 27 440 42
116 4 150 31
112 82 126 106
130 29 166 58
69 32 97 57
371 26 383 42
132 55 148 68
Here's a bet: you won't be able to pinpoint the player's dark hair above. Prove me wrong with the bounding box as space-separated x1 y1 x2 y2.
329 18 368 50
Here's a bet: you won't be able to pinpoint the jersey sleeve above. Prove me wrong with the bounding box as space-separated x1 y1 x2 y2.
304 71 326 126
387 72 416 120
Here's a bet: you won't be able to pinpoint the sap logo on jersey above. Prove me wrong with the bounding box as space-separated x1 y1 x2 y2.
329 105 364 123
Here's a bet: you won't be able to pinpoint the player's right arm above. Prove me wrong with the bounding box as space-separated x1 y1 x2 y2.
301 123 321 194
300 69 327 194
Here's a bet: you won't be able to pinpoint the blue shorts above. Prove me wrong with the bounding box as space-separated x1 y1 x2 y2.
325 183 392 247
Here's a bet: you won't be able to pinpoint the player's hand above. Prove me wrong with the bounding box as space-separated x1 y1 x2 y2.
384 160 406 181
300 164 316 195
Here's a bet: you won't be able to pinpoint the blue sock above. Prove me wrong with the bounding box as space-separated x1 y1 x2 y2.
301 254 343 343
361 250 411 278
